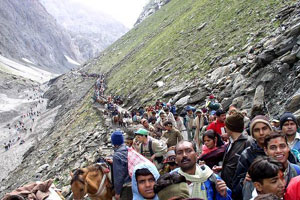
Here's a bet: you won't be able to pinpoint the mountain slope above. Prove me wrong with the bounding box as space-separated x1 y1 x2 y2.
1 0 300 197
39 0 129 61
87 0 296 107
0 0 82 73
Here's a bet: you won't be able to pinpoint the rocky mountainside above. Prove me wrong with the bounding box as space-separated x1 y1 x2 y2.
39 0 129 61
0 0 83 74
1 0 300 198
135 0 171 26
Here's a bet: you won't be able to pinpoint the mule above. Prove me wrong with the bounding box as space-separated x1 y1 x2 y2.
70 163 114 200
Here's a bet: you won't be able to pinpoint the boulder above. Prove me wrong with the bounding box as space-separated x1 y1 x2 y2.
162 84 186 97
285 89 300 112
232 96 245 109
175 95 190 107
188 90 208 104
209 64 232 83
169 90 190 104
251 84 265 118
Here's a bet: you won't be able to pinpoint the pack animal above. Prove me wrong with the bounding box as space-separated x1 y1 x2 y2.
70 163 114 200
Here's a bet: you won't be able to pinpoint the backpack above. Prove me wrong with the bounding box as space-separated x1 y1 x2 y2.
140 139 164 163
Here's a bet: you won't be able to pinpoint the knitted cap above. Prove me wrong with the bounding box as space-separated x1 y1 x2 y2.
111 130 124 146
250 115 272 136
225 112 244 133
135 128 148 136
280 112 298 129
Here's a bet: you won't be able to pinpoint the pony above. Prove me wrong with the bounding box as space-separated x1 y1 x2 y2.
70 162 114 200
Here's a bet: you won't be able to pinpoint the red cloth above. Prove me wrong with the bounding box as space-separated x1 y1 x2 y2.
285 176 300 200
127 147 152 177
206 120 225 135
201 145 218 155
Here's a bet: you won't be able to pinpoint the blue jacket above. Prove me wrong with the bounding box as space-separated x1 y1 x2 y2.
132 162 160 200
113 144 131 195
171 167 232 200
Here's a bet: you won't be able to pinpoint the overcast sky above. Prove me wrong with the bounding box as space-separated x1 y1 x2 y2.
73 0 149 28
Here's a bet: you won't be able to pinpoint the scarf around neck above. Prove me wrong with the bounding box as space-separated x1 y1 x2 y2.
178 164 213 200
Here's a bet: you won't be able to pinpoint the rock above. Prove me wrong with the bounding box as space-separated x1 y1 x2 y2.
162 85 186 97
294 109 300 125
278 63 290 73
188 90 208 104
210 65 232 83
232 96 245 108
251 84 265 118
261 72 275 82
255 50 276 67
175 95 190 107
280 53 297 64
157 81 164 87
36 164 50 173
197 22 207 31
221 98 233 111
169 90 190 104
285 89 300 112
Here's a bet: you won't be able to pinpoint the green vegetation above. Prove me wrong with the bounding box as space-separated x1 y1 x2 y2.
88 0 294 105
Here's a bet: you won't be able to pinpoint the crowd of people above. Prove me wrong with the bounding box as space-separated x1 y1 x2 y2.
2 87 44 151
91 73 300 199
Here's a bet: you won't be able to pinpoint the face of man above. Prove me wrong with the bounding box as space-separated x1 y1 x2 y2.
136 174 156 199
217 114 226 123
282 120 297 137
196 112 201 117
254 171 286 198
252 122 272 147
142 120 149 128
164 124 172 131
175 141 197 172
187 110 193 115
136 135 146 144
265 137 289 167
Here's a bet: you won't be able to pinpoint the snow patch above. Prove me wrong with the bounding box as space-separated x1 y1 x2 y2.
22 58 35 64
0 55 59 83
64 55 80 65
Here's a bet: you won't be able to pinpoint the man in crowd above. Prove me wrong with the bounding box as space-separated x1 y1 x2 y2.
206 109 226 136
232 115 273 200
132 162 160 200
162 121 183 149
110 130 132 200
135 128 167 169
163 107 176 126
173 140 232 199
221 112 252 193
264 133 300 186
141 118 157 138
280 112 300 154
185 106 195 141
248 157 286 199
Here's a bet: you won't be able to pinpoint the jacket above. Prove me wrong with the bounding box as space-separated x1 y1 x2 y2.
132 162 160 200
232 142 265 200
285 176 300 200
221 134 253 190
162 127 183 147
206 120 225 135
171 167 232 200
112 144 131 195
